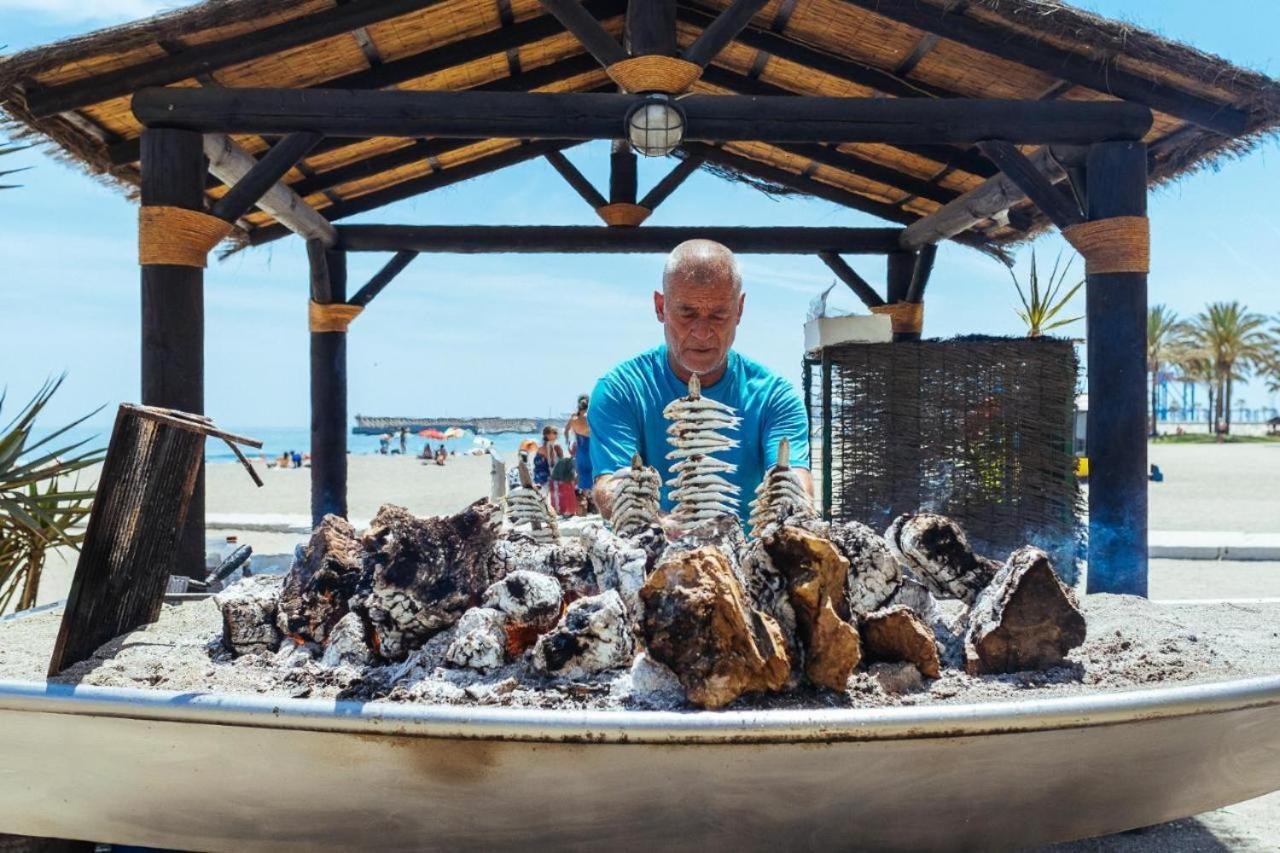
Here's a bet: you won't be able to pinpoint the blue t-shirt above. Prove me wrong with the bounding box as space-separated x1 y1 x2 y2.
588 345 811 520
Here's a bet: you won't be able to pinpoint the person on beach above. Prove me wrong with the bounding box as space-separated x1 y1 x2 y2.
565 394 594 512
588 239 811 521
399 428 408 455
533 426 563 491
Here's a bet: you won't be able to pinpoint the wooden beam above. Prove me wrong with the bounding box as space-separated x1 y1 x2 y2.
817 251 885 308
139 127 206 579
777 142 960 206
310 243 349 525
899 145 1068 248
1084 141 1149 596
349 250 419 307
610 139 638 203
905 243 937 303
26 0 447 118
248 140 582 246
836 0 1249 136
697 64 998 178
135 87 1154 145
538 0 628 67
336 224 907 254
976 140 1084 230
203 134 338 246
638 155 702 209
209 131 322 223
681 0 771 68
625 0 677 55
886 249 918 341
544 149 608 209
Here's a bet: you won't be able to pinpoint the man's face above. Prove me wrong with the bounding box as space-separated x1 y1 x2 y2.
654 272 745 376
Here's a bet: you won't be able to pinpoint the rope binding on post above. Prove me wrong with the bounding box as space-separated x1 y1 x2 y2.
1061 215 1149 275
308 300 363 333
138 205 234 268
870 301 924 335
606 55 702 94
596 202 652 227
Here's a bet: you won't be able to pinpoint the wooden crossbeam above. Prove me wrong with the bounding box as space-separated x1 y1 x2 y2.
626 0 677 55
349 250 419 307
544 149 608 208
638 155 703 209
976 140 1084 231
538 0 628 67
336 224 907 254
817 251 885 308
209 131 322 224
204 134 337 246
777 142 960 206
905 243 937 302
836 0 1249 136
133 87 1154 145
681 0 772 68
25 0 447 118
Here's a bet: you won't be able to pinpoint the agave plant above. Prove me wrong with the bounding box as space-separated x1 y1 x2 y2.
0 141 30 191
0 376 104 613
1008 249 1084 338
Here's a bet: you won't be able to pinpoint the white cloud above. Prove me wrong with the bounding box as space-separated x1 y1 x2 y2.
0 0 173 25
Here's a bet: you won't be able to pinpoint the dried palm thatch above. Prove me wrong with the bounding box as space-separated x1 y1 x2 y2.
0 0 1276 253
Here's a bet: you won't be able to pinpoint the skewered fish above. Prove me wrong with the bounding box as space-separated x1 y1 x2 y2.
610 454 663 537
503 459 559 543
664 373 741 531
747 438 816 538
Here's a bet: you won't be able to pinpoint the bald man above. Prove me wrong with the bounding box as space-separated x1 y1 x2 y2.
588 239 813 523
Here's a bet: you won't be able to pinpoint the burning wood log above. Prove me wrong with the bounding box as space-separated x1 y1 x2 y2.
762 526 862 691
488 537 595 599
581 523 650 619
861 604 941 679
276 514 364 644
504 460 559 542
353 500 503 660
664 373 741 531
640 547 791 709
828 520 903 618
215 575 282 656
886 512 1000 605
964 546 1086 675
445 607 509 672
482 570 564 655
319 611 373 668
748 438 816 538
532 590 634 679
610 454 662 537
886 577 965 669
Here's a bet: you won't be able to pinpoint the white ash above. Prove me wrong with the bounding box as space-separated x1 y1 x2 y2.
618 652 686 708
215 575 282 656
581 522 651 619
869 662 926 695
482 570 563 632
886 512 1000 605
532 590 634 680
320 612 373 668
887 577 966 668
444 607 509 673
488 537 596 598
828 520 903 618
274 640 319 669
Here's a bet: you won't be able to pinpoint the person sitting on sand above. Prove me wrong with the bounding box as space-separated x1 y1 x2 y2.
589 239 811 521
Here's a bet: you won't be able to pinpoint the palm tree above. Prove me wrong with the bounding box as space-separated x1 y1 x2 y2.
1184 302 1275 435
1147 305 1183 436
1175 352 1216 434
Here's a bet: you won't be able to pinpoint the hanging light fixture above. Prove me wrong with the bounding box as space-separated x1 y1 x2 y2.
626 95 687 158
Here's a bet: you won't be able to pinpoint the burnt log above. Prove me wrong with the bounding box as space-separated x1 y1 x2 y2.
488 536 596 598
965 547 1087 675
483 570 564 655
861 604 941 679
885 577 965 669
276 514 364 644
445 607 509 673
532 590 634 679
319 611 373 668
215 576 283 657
354 500 503 660
886 512 1000 605
641 547 791 709
762 527 862 691
581 523 652 618
827 520 903 618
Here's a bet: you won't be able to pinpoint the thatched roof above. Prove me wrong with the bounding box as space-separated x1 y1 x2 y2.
2 0 1277 252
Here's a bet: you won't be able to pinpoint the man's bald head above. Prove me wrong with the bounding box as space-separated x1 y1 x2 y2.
663 239 742 296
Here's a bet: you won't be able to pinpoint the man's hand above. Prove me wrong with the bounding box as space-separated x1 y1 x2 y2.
592 473 623 520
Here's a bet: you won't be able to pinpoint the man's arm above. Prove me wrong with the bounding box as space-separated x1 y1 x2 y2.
763 378 814 493
586 375 641 520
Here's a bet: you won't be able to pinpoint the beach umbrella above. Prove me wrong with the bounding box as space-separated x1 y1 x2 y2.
519 439 538 453
418 428 446 440
443 427 465 439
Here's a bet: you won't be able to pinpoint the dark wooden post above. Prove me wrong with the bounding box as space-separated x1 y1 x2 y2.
625 0 677 55
139 127 207 579
1084 141 1149 596
610 140 638 204
885 249 918 342
309 240 351 526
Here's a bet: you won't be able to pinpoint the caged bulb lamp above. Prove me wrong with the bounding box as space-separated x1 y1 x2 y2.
626 95 687 157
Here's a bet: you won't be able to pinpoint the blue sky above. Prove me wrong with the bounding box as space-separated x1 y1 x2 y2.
2 0 1278 428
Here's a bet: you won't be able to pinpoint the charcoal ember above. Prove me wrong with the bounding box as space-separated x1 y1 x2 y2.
445 607 509 672
640 547 791 709
276 514 364 644
274 639 319 668
483 570 563 655
215 575 282 656
861 604 941 679
964 546 1086 676
532 590 634 679
488 537 596 599
320 611 373 668
887 577 966 669
828 520 903 617
886 512 1000 605
354 500 503 660
763 526 862 691
581 522 651 618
